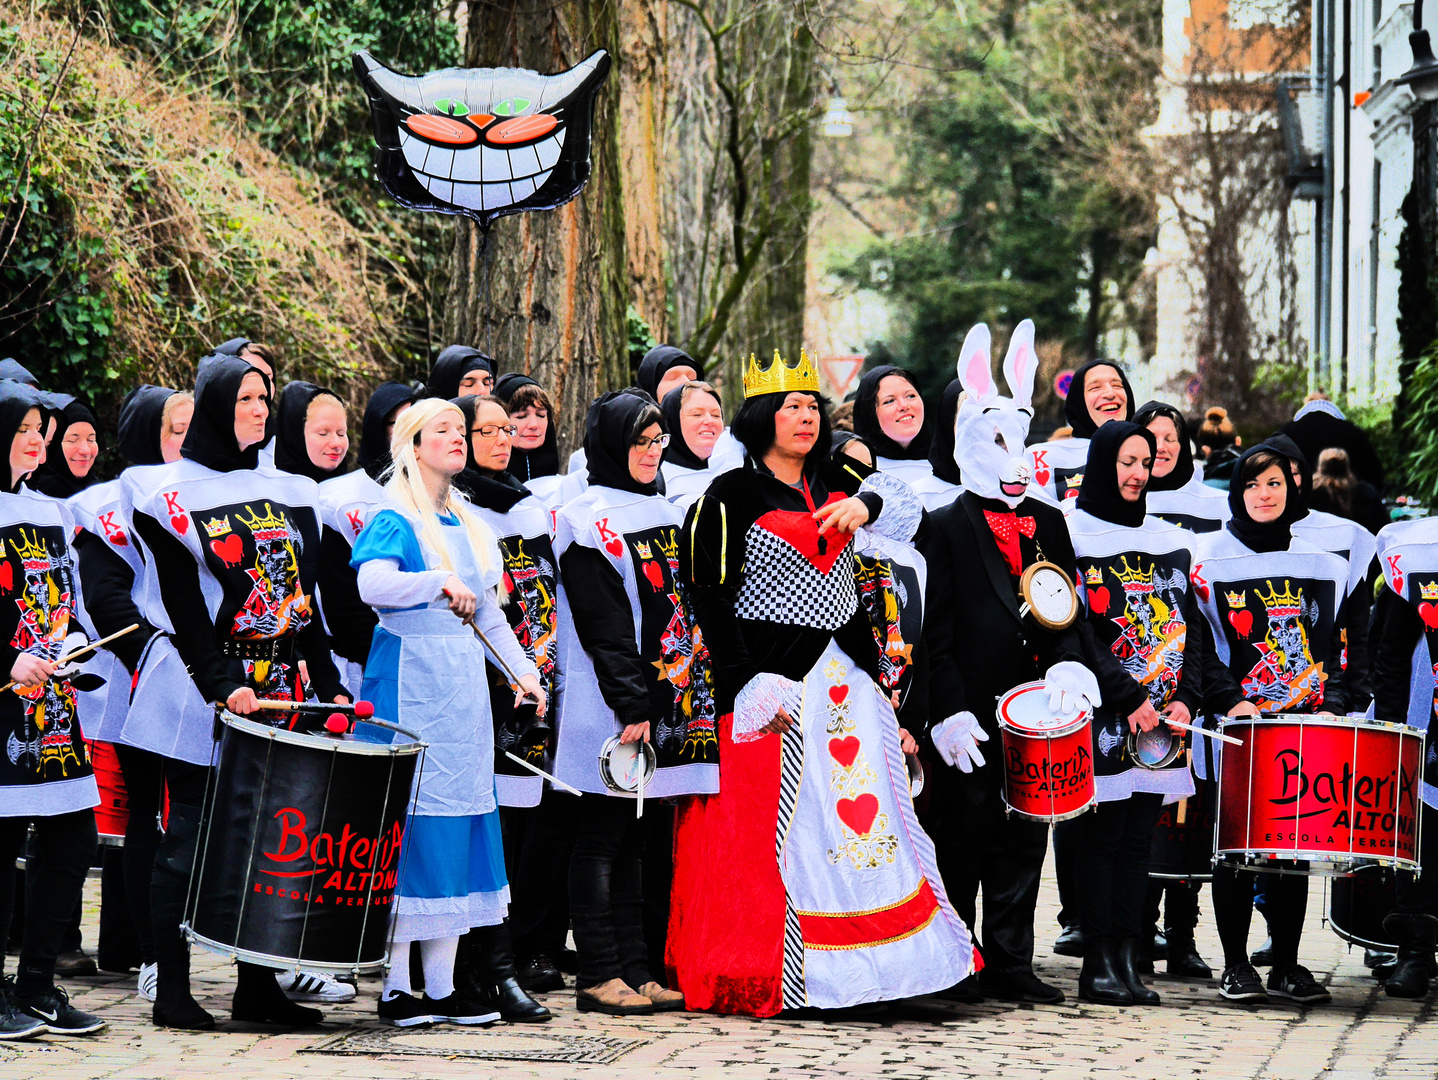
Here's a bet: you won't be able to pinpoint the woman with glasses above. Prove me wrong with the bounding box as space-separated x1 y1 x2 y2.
551 389 717 1015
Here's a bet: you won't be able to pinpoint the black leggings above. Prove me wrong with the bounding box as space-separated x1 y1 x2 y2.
0 810 98 993
568 793 647 990
114 743 164 966
1074 792 1162 940
508 789 579 960
148 759 209 968
1211 863 1307 969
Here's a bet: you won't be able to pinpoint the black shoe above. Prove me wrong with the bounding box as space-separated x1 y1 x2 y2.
377 991 434 1028
1249 938 1274 967
460 921 552 1022
556 948 579 975
1384 947 1434 999
427 989 501 1025
1150 929 1167 959
1078 939 1131 1006
1364 948 1396 970
1267 964 1330 1005
53 950 98 978
1052 924 1085 958
934 975 983 1003
1218 963 1268 1003
152 960 215 1030
1117 938 1160 1006
231 964 324 1027
516 953 565 993
496 977 552 1022
12 985 105 1035
1165 936 1213 979
978 968 1065 1005
0 979 47 1040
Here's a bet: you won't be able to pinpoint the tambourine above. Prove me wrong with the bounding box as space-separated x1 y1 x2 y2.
598 735 657 794
1127 724 1183 770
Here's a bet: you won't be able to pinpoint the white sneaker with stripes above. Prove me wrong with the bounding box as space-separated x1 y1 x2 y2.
137 963 158 1002
277 970 356 1004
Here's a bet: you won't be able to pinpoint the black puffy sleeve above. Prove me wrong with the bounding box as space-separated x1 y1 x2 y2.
73 531 158 673
560 544 650 727
680 493 757 711
318 525 377 666
1372 587 1422 724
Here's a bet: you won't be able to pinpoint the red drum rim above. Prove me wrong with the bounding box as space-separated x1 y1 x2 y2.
997 680 1090 741
181 924 382 975
216 709 425 757
1002 791 1096 824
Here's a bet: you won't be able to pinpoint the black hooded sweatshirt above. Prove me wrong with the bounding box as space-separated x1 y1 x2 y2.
660 381 715 473
115 386 177 468
927 378 963 486
273 381 346 483
33 400 100 498
1075 421 1155 528
1225 443 1306 554
1064 359 1136 439
494 373 560 482
637 345 701 402
427 345 496 400
451 395 530 512
1132 400 1195 492
356 381 419 481
854 365 932 461
583 390 663 495
0 382 44 494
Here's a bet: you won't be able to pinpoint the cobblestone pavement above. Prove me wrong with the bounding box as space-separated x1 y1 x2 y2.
5 859 1437 1080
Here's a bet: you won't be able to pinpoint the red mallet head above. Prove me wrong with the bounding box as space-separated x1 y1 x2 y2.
324 714 348 735
353 700 375 719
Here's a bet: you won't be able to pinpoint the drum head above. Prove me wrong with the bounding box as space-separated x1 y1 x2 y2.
598 736 657 794
998 681 1089 737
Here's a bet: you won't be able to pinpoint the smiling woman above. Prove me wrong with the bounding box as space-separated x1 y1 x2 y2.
32 400 101 498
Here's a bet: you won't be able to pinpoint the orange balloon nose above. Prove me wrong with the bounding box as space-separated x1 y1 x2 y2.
486 113 558 145
404 113 478 145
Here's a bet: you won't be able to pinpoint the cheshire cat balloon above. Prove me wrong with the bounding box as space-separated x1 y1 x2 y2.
352 49 612 226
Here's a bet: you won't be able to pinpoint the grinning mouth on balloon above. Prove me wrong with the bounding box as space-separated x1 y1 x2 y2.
398 110 567 213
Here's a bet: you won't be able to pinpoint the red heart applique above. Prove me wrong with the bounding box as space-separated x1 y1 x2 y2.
1419 601 1438 631
110 531 128 547
170 514 189 535
210 534 244 567
753 507 849 576
1034 468 1051 487
1089 585 1110 615
642 560 665 590
0 561 12 593
604 538 624 558
1228 609 1253 638
828 736 860 769
836 793 879 837
828 684 849 705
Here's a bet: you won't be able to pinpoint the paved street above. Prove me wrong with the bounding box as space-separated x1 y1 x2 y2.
6 858 1437 1080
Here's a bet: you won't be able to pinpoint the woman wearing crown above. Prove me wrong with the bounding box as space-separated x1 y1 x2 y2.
1191 442 1350 1006
669 350 972 1017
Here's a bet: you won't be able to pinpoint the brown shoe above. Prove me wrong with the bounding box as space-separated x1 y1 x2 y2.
575 978 655 1016
54 950 98 977
637 981 686 1011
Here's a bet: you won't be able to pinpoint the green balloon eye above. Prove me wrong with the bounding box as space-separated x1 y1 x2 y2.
433 98 468 117
493 98 531 117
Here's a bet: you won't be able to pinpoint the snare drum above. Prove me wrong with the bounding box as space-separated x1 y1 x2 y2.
598 735 657 795
997 681 1095 823
1214 714 1424 875
184 708 425 974
87 739 128 846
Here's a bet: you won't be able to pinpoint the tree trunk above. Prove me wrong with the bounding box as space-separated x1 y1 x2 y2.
618 0 669 344
445 0 627 459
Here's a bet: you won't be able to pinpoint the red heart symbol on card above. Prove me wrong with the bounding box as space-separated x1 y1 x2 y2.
170 514 189 535
1034 467 1050 487
1089 585 1110 615
642 561 665 590
1420 602 1438 631
604 538 624 558
0 561 12 593
1228 609 1253 638
828 736 860 769
836 793 879 837
828 685 849 705
110 531 128 547
209 534 243 567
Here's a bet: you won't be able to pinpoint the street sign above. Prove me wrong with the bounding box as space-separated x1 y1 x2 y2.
821 355 865 397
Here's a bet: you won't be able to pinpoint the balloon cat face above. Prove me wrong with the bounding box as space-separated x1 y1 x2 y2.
353 50 611 226
953 320 1038 509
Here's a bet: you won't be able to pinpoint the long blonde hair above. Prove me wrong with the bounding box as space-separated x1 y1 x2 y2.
384 398 503 592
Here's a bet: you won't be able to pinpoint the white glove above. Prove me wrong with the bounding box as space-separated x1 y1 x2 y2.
733 671 804 743
1044 661 1101 720
54 632 90 677
932 711 989 773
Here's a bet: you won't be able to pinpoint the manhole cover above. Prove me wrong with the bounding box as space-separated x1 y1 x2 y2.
304 1025 645 1064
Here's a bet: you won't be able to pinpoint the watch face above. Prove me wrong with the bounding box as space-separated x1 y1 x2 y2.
1029 567 1075 622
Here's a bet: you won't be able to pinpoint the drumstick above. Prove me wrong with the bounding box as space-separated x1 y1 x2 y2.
0 623 140 693
252 699 376 718
1165 717 1243 747
501 749 583 796
636 746 645 820
443 588 543 708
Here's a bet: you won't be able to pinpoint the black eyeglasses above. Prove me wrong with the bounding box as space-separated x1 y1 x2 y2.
471 424 518 438
631 434 671 451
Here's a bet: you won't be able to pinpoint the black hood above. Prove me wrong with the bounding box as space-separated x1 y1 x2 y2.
660 382 717 472
1263 433 1311 506
1133 399 1195 492
1075 420 1154 527
1064 359 1135 439
427 345 497 400
0 359 38 386
451 394 530 512
212 337 251 357
180 356 270 473
273 381 347 483
0 381 45 493
637 345 701 402
854 365 932 461
33 399 100 498
1225 443 1306 553
584 389 664 495
824 431 878 495
927 378 963 486
494 373 560 482
357 381 419 481
116 385 177 467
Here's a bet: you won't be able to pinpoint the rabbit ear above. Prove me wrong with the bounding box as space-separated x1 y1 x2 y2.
955 324 995 402
1003 319 1037 410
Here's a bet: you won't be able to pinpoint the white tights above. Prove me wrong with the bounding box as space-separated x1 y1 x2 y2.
382 936 460 1001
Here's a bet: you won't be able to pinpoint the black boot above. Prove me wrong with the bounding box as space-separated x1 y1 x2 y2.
231 962 324 1027
1117 938 1160 1005
1165 933 1213 979
1078 938 1132 1005
152 956 214 1030
462 921 551 1023
1383 913 1438 999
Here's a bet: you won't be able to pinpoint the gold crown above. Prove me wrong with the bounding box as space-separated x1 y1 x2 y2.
1113 555 1154 593
203 516 232 538
1422 581 1438 601
1256 578 1304 615
1224 590 1246 609
1084 566 1103 586
742 349 819 398
655 530 679 562
8 528 49 567
634 540 652 559
234 502 291 540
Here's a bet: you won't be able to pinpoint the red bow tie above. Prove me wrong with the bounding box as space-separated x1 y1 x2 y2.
983 509 1036 577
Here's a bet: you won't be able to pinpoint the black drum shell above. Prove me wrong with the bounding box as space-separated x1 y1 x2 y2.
189 717 419 971
1149 779 1215 881
1329 868 1398 952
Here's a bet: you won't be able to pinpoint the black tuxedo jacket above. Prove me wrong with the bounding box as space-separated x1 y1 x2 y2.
919 490 1087 734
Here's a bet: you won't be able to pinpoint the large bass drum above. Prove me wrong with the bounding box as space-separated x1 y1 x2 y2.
1329 868 1399 953
183 708 424 974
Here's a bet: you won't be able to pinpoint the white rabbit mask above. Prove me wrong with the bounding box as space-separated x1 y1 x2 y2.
953 320 1038 510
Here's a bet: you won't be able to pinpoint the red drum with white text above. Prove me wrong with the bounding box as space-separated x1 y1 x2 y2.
87 739 128 846
997 681 1095 823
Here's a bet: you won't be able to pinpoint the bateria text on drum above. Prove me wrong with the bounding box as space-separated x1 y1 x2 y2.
996 681 1096 824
